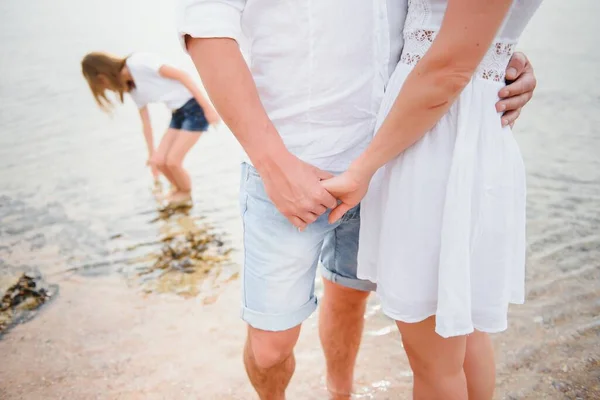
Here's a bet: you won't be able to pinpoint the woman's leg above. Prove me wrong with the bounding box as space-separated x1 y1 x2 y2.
396 316 468 400
150 129 179 189
464 331 496 400
164 129 202 199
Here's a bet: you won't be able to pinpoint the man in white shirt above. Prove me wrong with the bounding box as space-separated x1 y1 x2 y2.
178 0 537 398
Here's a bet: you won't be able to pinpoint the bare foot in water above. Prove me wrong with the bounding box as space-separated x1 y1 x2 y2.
156 185 179 200
166 191 192 208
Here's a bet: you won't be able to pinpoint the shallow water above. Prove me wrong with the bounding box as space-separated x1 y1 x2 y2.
0 0 244 287
0 0 599 398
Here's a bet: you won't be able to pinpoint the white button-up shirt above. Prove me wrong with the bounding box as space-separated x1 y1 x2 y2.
178 0 407 172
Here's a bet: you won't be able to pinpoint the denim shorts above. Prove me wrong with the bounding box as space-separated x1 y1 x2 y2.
169 98 209 132
239 162 375 332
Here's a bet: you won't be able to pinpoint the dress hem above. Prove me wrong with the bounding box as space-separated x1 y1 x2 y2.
381 300 525 338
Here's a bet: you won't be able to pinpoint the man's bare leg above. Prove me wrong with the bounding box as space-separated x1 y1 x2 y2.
244 325 302 400
319 279 370 399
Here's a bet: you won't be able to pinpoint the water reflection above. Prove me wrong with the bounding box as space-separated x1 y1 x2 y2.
86 184 240 301
0 181 238 305
126 200 237 301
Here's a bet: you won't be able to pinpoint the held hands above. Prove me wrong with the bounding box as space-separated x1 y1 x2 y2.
321 168 372 224
260 156 369 229
259 154 338 231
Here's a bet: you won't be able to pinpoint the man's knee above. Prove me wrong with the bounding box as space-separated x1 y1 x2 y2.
247 325 300 370
323 278 369 308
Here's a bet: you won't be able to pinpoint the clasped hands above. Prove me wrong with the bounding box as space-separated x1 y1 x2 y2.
259 156 369 231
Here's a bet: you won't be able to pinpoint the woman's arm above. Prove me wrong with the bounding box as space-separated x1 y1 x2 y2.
159 65 221 124
138 106 154 158
351 0 513 179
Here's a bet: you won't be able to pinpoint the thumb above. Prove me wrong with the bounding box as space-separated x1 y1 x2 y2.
320 176 342 196
315 167 334 181
506 51 527 81
328 202 352 224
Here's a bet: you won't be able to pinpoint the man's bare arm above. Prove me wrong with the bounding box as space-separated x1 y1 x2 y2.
187 38 285 168
187 37 336 229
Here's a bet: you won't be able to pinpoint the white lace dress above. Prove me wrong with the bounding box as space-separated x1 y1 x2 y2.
358 0 542 338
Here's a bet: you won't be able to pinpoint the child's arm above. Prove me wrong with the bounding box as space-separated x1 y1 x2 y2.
159 66 221 124
138 106 154 160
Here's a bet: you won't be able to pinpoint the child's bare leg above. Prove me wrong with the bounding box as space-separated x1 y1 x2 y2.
164 130 201 202
150 129 180 189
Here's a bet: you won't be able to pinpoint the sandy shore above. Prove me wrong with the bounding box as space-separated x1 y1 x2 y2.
0 275 411 399
1 267 598 399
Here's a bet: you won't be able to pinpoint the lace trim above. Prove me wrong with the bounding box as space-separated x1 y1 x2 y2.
404 0 431 33
399 29 436 67
477 43 516 82
400 29 516 82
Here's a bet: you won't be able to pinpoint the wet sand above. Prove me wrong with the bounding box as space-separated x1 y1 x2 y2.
0 274 409 399
1 0 600 398
0 258 598 399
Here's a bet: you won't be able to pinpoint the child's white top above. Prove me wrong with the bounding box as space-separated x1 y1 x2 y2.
126 52 192 110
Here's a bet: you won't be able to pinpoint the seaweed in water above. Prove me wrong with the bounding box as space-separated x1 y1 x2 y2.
0 274 54 334
137 229 234 297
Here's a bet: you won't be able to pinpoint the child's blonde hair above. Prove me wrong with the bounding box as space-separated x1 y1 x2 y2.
81 52 128 111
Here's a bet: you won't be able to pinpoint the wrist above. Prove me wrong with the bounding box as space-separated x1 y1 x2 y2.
245 124 294 175
252 145 294 176
348 155 377 183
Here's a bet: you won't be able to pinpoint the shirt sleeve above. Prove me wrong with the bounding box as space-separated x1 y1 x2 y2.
135 53 164 74
126 53 165 108
177 0 246 51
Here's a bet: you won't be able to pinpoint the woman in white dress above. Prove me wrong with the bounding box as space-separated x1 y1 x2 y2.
324 0 542 398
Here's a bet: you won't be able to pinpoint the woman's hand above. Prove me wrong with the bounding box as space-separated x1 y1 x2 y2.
321 168 372 223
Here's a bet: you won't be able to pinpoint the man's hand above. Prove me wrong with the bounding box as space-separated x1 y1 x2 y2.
258 154 338 231
496 51 537 128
